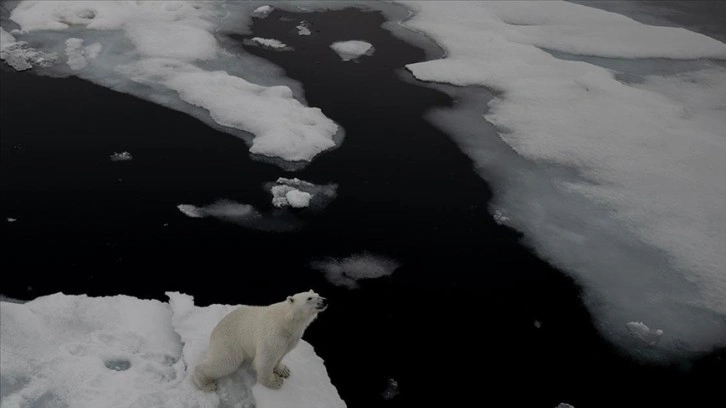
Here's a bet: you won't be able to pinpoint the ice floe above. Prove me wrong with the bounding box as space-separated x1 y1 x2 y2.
0 293 345 408
3 1 339 163
400 0 726 357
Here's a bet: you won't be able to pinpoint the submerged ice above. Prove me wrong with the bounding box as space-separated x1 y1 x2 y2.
0 293 345 408
400 0 726 358
312 253 400 289
3 1 339 163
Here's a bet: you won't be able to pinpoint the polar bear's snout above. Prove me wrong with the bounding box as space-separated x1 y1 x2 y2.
316 297 328 311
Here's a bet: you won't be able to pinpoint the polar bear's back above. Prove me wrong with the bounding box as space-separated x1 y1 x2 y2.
209 303 287 361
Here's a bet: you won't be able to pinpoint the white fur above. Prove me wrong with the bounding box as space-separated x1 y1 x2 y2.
192 290 326 391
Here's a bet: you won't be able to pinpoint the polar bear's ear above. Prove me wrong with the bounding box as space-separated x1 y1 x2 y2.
287 296 294 303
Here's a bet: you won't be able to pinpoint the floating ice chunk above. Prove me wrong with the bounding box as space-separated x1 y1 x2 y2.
626 321 664 346
251 5 274 19
534 320 542 329
286 189 312 208
312 253 400 289
297 21 312 36
330 40 375 61
167 292 346 408
0 26 56 71
7 217 17 223
110 151 133 161
556 403 575 408
251 37 289 50
268 177 338 209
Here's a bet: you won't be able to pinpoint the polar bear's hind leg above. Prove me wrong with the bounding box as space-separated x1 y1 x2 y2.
193 348 242 392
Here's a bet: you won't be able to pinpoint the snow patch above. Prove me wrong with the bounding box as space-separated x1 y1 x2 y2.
330 40 374 61
311 253 400 289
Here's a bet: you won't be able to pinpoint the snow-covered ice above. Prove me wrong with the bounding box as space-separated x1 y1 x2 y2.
250 37 289 50
0 26 56 71
330 40 375 61
6 217 17 223
311 253 400 289
268 178 338 210
3 1 339 163
109 151 133 161
0 293 345 408
400 0 726 357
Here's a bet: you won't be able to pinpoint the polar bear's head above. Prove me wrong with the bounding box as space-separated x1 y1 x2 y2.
287 290 327 320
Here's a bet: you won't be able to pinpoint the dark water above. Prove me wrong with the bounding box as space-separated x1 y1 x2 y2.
1 7 723 408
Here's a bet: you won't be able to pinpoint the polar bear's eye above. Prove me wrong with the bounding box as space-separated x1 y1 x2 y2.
307 297 312 301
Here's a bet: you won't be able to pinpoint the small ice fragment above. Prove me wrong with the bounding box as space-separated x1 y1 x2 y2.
330 40 374 61
297 21 312 36
556 404 575 408
626 321 664 346
110 151 133 161
7 217 17 223
381 377 399 400
493 210 509 225
251 37 287 49
534 320 542 329
251 5 273 18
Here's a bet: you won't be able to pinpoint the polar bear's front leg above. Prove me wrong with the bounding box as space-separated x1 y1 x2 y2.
255 344 285 389
274 362 290 378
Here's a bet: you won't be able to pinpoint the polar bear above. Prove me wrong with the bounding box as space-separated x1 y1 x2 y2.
192 290 327 391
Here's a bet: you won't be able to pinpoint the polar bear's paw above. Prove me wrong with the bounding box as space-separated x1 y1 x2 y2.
274 364 290 378
198 381 217 393
261 374 285 389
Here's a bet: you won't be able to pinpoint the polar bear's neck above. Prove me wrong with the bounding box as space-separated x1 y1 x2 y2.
268 302 317 339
